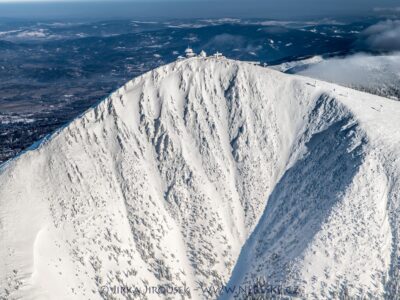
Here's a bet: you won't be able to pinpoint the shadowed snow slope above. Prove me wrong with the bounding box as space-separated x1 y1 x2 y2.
1 58 400 300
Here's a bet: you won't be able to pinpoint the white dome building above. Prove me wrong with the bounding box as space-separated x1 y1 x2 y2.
185 47 196 58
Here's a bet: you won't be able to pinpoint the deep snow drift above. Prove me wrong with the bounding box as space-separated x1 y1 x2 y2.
1 57 400 299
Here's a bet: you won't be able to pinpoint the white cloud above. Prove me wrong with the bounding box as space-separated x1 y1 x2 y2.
294 52 400 100
373 7 400 13
361 20 400 51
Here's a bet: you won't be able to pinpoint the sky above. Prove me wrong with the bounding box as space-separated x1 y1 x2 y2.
0 0 399 20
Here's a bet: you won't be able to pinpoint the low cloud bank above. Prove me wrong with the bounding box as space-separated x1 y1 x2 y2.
295 52 400 99
360 20 400 52
286 19 400 99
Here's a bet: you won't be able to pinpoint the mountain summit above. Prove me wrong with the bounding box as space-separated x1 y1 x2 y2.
1 58 400 299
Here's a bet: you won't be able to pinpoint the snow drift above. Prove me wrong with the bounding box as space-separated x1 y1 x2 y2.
1 57 400 299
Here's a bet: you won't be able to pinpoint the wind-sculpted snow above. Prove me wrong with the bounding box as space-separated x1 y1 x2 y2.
1 58 400 300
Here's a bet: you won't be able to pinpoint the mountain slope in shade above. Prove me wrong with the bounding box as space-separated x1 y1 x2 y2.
1 58 400 299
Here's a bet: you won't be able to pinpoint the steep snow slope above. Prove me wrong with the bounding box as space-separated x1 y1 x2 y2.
1 57 400 300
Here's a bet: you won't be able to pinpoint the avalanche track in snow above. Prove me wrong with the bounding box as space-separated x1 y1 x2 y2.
1 58 400 300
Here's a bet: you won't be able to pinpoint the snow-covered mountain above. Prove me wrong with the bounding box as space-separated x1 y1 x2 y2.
1 57 400 299
271 53 400 101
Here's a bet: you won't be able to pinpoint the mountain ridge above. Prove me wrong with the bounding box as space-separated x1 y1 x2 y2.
1 57 400 299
